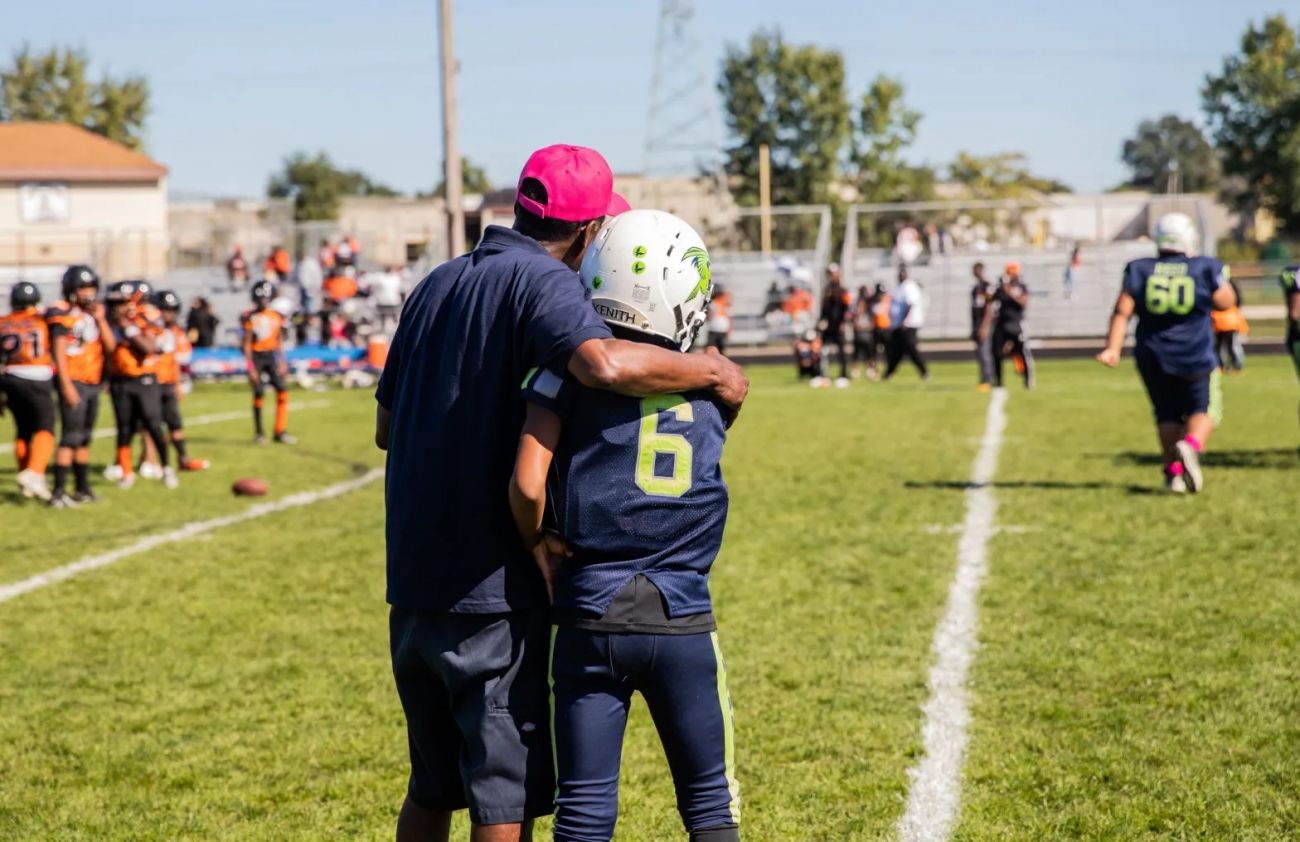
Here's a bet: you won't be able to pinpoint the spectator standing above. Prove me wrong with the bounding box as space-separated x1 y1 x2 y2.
226 245 249 289
706 285 732 354
819 264 851 386
884 265 929 380
851 285 873 379
867 283 892 381
264 245 291 282
1064 245 1082 299
185 297 220 348
318 238 337 274
1212 279 1248 373
970 262 995 391
370 265 406 335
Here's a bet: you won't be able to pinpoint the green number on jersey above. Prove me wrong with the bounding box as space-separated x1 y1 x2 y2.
1145 274 1195 315
636 394 694 497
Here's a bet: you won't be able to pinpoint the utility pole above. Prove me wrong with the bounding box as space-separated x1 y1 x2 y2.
438 0 465 260
758 144 772 257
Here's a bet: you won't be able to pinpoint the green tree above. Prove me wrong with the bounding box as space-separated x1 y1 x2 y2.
1120 114 1220 193
267 152 398 221
948 151 1070 199
428 157 494 198
0 45 150 150
717 30 850 210
849 75 934 204
1202 15 1300 233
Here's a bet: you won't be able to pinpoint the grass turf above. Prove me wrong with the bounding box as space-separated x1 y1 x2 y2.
0 358 1296 840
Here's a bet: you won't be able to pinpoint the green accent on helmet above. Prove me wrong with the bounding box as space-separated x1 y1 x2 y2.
592 275 604 290
632 261 646 275
683 246 712 301
633 245 647 258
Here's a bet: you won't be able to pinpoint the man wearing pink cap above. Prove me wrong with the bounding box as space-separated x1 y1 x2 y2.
375 144 746 842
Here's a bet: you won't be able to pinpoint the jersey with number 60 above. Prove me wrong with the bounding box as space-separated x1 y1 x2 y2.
1123 255 1226 375
521 365 729 620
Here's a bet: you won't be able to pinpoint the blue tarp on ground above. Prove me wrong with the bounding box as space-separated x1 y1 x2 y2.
189 344 370 377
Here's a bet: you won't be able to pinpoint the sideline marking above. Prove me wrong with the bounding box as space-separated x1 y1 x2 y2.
0 467 382 605
897 388 1008 842
0 399 332 455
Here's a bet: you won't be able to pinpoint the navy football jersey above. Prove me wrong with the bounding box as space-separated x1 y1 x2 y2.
1122 255 1226 375
521 365 729 619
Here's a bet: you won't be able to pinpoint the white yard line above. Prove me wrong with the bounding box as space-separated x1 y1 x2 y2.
0 399 331 455
897 388 1009 842
0 467 382 605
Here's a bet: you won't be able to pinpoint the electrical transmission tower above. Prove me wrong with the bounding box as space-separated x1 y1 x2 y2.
643 0 724 182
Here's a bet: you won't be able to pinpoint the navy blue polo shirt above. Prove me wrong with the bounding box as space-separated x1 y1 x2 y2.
376 226 612 613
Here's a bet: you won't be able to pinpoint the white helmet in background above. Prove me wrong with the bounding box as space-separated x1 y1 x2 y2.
1154 212 1198 255
579 209 712 351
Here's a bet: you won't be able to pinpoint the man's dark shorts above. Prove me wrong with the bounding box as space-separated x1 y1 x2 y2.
251 351 287 395
389 606 554 824
159 383 183 431
1136 347 1211 423
58 381 101 447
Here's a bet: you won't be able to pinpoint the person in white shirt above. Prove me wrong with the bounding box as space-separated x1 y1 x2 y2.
884 264 930 380
368 266 406 334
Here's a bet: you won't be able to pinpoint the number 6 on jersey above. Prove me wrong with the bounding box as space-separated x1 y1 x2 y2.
636 394 694 497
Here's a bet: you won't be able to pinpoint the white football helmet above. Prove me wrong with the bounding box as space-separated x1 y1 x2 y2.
579 209 712 351
1154 212 1197 255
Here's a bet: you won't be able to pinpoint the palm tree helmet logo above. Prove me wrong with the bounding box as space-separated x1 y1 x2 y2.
683 246 712 301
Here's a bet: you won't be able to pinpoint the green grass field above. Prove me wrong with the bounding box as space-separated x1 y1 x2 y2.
1 358 1297 840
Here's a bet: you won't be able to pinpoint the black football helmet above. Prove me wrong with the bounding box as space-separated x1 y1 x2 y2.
106 280 152 304
251 280 275 304
9 281 40 310
61 265 101 301
153 289 181 311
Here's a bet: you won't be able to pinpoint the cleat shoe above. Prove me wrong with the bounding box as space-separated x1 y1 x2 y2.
273 433 297 445
1174 440 1203 493
71 489 99 504
835 377 850 389
139 462 163 480
103 463 123 482
254 434 267 445
163 467 179 489
48 491 79 509
118 473 137 491
180 457 211 471
976 383 992 393
1166 473 1188 494
17 469 52 501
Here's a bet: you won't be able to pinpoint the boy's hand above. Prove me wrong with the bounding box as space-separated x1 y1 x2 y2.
532 531 572 603
1095 348 1121 368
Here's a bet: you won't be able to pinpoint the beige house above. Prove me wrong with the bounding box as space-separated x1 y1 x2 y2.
0 123 169 278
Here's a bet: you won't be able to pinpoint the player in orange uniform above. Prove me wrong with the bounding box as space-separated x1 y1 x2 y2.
144 290 209 473
45 265 115 506
106 280 175 490
242 280 295 444
0 282 57 500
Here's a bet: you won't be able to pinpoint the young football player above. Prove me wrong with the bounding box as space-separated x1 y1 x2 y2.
46 265 114 506
0 281 57 500
509 210 740 842
106 281 175 490
145 290 209 472
1097 213 1235 493
983 261 1034 389
241 280 294 444
1282 264 1300 435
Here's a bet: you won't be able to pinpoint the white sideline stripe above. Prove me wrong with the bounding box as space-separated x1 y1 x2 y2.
0 400 331 454
0 467 383 605
897 388 1009 842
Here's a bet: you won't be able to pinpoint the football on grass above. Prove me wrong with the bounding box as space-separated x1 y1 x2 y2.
231 478 268 497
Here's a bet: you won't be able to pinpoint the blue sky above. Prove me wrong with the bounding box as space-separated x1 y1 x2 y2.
8 0 1292 197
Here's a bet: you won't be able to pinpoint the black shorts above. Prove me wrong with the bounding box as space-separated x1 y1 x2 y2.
389 607 554 824
160 383 183 431
110 376 164 445
0 374 56 440
251 351 287 395
1136 348 1217 424
59 381 101 447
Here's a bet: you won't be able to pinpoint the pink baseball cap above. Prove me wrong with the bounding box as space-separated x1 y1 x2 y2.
516 144 617 222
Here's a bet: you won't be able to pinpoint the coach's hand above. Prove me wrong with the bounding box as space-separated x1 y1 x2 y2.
532 531 571 604
708 347 749 418
1095 348 1121 368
